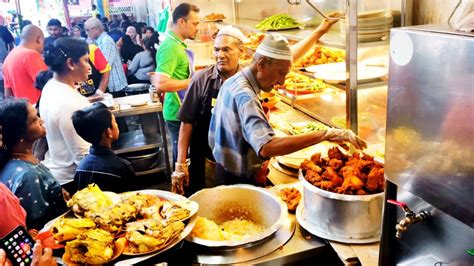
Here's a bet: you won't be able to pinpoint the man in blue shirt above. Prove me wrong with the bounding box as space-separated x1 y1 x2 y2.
209 34 367 185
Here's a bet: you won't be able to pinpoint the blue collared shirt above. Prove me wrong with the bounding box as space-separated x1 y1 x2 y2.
74 145 135 193
208 67 274 180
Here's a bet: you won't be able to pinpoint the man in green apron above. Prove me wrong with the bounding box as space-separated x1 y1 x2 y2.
152 3 200 165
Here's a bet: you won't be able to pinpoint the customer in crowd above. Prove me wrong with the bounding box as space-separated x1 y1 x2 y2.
77 44 111 96
72 25 85 40
85 17 128 97
151 2 200 164
127 33 158 84
109 15 121 29
40 37 91 184
0 99 67 229
108 24 124 43
2 25 48 104
0 20 14 100
44 19 63 48
209 32 366 185
120 34 143 64
144 26 155 39
32 70 54 161
72 102 135 192
125 25 143 47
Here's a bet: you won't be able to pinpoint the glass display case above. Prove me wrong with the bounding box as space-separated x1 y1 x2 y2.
223 0 412 158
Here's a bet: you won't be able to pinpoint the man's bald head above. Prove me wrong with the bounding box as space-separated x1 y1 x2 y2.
84 18 103 40
20 25 45 53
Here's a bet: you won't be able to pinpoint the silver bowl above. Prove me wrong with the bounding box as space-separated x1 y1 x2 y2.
187 185 287 247
299 169 383 240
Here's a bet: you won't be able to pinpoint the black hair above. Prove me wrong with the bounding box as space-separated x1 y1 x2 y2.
47 18 62 27
0 99 29 169
44 37 88 74
172 3 199 24
92 4 97 9
34 70 54 115
144 32 159 66
72 102 112 146
145 26 155 34
61 26 69 35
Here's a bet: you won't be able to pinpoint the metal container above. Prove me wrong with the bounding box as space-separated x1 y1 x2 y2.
123 149 159 172
187 185 287 247
123 83 151 96
299 170 383 240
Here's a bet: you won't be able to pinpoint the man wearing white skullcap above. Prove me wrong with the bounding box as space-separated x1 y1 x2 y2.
172 25 247 195
208 14 367 185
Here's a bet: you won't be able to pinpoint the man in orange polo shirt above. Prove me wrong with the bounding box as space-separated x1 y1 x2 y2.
3 25 47 104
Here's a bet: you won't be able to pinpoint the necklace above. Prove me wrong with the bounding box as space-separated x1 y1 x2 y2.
11 152 40 164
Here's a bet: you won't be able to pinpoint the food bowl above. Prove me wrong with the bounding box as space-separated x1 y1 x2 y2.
299 169 383 240
187 185 286 247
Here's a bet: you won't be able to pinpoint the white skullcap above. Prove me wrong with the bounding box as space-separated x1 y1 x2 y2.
216 25 249 43
255 33 292 61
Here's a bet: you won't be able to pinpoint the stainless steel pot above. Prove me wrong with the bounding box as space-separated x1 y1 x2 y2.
123 149 159 172
187 185 287 247
299 169 383 240
123 83 151 96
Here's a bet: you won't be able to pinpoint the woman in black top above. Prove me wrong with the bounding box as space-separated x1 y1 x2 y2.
120 35 143 64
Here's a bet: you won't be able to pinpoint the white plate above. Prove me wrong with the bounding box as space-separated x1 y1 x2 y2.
306 62 388 83
296 204 380 244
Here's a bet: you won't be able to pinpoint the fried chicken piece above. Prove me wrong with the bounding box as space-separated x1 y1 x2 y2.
310 153 322 165
341 175 365 192
319 180 338 191
328 158 344 170
362 153 374 162
305 170 323 185
366 167 385 192
328 147 347 161
278 188 301 212
321 167 343 188
300 159 322 173
355 189 368 196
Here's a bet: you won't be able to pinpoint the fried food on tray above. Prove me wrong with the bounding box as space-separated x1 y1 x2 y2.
121 192 161 210
65 229 115 264
125 220 184 253
51 217 96 242
161 202 191 222
89 203 137 232
292 45 345 69
67 184 113 217
301 147 384 195
279 71 327 92
277 187 301 211
203 13 225 21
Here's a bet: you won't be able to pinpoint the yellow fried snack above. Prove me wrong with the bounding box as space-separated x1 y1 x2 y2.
160 202 190 222
65 229 115 264
125 220 184 253
67 184 113 217
88 203 137 232
51 217 96 242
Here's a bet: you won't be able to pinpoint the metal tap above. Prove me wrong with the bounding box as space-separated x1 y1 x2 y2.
387 199 431 239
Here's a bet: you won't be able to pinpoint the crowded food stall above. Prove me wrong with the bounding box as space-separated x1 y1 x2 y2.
0 0 473 265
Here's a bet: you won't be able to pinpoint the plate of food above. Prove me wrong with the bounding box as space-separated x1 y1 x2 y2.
43 184 199 265
289 121 328 135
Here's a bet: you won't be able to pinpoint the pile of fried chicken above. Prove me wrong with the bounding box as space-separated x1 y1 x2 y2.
300 147 384 195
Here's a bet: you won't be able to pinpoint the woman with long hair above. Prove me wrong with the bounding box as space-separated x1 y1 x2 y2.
0 99 67 230
39 37 91 184
127 32 159 84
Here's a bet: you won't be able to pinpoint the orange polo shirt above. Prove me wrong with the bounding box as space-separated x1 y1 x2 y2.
3 46 48 104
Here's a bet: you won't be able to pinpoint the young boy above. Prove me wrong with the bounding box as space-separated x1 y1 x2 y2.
72 102 135 192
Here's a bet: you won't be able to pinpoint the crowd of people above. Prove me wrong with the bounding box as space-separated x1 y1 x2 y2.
0 3 367 264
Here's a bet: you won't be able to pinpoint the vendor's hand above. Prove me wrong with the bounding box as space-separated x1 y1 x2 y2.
95 89 104 96
175 162 189 187
316 11 342 33
32 241 57 266
323 128 367 150
0 249 13 266
171 171 186 195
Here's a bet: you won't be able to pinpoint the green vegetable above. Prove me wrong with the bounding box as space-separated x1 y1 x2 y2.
256 14 302 30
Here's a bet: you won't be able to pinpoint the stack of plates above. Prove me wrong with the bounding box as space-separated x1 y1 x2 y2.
340 10 393 42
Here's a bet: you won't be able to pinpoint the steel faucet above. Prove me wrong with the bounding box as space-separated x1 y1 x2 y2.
387 199 431 239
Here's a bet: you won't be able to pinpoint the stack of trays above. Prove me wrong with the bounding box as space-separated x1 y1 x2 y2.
340 10 393 42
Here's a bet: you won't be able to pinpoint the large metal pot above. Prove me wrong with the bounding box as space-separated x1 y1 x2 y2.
187 185 287 247
299 169 383 240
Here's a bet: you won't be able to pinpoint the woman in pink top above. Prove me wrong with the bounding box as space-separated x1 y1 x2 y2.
0 183 26 238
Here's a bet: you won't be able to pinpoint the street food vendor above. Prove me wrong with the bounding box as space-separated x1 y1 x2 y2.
208 34 367 185
151 3 200 164
173 14 343 194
